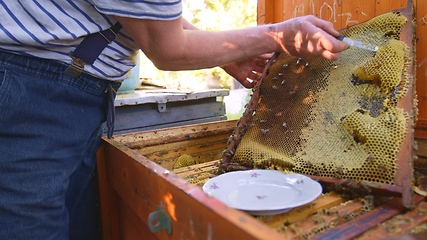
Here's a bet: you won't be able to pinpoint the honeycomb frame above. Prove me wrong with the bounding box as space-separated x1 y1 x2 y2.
221 4 416 208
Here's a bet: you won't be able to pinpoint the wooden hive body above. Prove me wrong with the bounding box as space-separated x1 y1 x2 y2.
98 121 427 239
97 1 427 239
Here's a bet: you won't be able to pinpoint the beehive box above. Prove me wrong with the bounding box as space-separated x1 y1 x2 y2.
96 1 427 239
97 120 286 240
97 120 427 240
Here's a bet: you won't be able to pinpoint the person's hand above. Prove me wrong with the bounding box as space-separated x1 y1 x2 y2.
274 15 348 61
221 53 272 88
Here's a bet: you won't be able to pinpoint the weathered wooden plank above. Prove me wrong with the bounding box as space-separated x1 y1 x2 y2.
96 145 121 240
257 0 267 24
173 161 219 179
282 0 311 20
272 0 412 29
278 0 374 29
113 116 227 135
375 0 408 15
257 192 347 229
357 201 427 239
281 198 366 239
134 134 228 169
273 0 284 23
340 0 376 28
123 126 229 169
394 2 416 208
415 0 427 138
311 195 425 240
113 119 237 149
142 151 220 171
117 199 157 240
257 0 282 23
311 0 342 25
135 133 228 157
416 138 427 158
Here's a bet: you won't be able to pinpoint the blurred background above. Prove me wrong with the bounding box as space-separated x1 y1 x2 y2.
137 0 257 119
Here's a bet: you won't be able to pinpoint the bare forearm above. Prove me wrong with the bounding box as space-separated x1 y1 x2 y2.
117 16 278 71
168 26 278 70
116 15 347 71
181 18 198 30
179 17 270 88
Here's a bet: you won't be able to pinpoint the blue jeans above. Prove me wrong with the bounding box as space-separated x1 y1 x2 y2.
0 51 120 239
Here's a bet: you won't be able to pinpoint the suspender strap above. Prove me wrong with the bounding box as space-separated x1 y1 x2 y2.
64 22 122 78
63 22 123 138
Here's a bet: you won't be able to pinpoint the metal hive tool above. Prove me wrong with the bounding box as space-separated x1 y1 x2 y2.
221 5 416 208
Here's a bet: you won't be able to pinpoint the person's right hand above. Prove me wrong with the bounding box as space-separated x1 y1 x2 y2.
274 15 348 61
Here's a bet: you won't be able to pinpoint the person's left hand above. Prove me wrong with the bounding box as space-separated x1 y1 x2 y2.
221 53 272 88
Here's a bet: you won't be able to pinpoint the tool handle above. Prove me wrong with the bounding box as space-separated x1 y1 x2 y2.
336 34 345 41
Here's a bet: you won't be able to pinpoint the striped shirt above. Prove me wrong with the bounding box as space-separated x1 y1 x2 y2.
0 0 182 81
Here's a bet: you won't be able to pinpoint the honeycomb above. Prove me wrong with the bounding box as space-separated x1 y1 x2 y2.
172 154 196 169
184 172 213 186
229 12 413 185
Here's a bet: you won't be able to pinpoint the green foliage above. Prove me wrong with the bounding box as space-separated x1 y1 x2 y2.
185 0 256 31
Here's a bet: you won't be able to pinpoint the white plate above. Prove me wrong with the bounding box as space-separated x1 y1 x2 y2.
202 170 322 216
